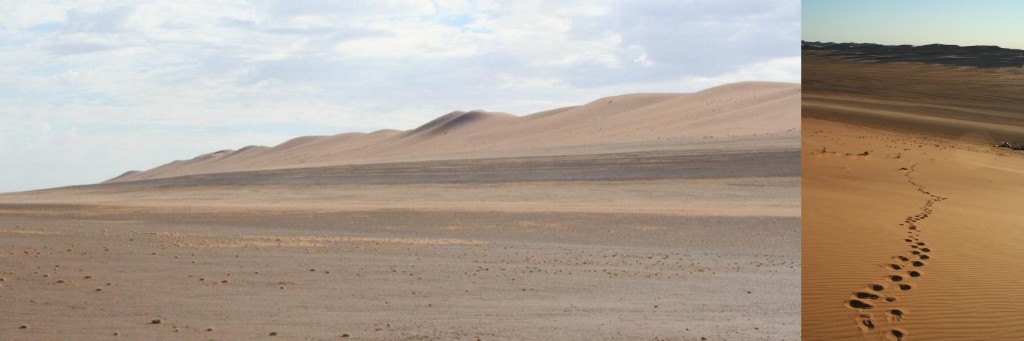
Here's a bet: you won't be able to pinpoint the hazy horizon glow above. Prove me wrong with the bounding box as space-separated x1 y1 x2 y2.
804 1 1024 49
0 1 799 192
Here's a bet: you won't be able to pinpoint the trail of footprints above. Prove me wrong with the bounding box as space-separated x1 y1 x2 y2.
845 164 947 341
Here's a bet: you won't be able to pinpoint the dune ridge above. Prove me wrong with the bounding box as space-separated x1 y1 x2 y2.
107 81 800 183
802 41 1024 68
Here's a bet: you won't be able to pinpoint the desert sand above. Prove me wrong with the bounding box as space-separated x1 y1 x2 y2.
0 82 800 340
108 81 800 183
803 44 1024 340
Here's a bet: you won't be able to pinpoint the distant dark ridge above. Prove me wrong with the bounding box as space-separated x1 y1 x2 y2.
83 148 800 190
802 41 1024 68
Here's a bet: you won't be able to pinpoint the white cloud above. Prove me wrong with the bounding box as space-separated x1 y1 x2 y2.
673 56 802 89
0 0 799 192
334 21 488 59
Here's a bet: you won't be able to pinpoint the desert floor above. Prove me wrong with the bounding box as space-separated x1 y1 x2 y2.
0 136 800 340
803 118 1024 340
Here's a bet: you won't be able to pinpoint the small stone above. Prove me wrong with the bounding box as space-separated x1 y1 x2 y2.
269 331 278 336
19 324 29 329
342 333 350 337
151 319 162 324
207 327 214 332
113 331 120 336
84 275 93 279
95 288 103 292
221 280 229 284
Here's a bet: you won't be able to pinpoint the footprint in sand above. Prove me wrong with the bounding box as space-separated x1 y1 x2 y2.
848 299 875 310
887 309 906 323
858 314 877 332
848 163 942 339
855 292 880 300
886 328 908 341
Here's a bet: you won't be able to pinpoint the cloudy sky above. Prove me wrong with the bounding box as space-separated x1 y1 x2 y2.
0 0 800 192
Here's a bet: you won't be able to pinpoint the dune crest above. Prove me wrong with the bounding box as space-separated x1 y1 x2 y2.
107 81 799 183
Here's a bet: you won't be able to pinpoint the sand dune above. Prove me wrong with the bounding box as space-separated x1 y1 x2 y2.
0 80 800 340
804 43 1024 340
108 81 799 183
804 44 1024 145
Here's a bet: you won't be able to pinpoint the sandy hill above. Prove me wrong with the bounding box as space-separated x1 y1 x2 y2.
803 42 1024 143
107 81 800 183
